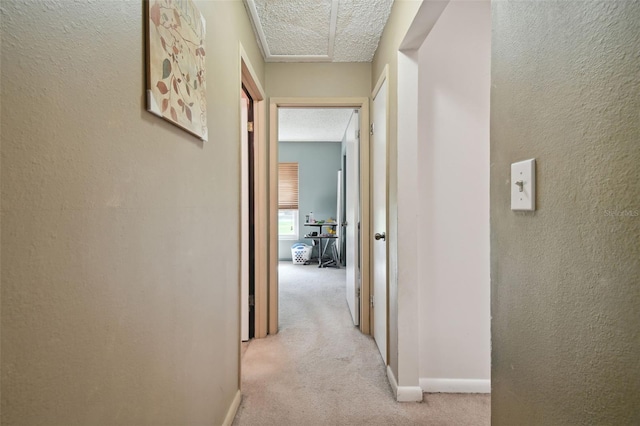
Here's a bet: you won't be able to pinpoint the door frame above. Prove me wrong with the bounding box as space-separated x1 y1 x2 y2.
268 97 371 335
240 89 250 342
240 45 268 342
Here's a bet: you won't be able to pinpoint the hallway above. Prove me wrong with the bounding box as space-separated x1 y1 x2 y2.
233 262 490 425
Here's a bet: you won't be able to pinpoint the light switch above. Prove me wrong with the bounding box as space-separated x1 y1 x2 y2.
511 159 536 211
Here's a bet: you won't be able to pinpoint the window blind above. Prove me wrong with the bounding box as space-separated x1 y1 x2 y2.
278 162 299 210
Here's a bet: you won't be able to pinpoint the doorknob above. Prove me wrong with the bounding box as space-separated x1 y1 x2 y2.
374 232 386 241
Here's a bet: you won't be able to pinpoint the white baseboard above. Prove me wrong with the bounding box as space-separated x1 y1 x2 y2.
222 390 242 426
397 385 424 402
420 378 491 393
387 366 424 402
386 366 398 396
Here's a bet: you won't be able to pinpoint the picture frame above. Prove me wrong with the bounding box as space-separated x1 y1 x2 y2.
145 0 208 142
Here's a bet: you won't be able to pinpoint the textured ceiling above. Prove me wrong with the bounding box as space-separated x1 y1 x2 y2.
279 108 356 142
244 0 394 62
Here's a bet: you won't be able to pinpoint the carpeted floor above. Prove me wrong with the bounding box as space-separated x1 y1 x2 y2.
233 262 490 426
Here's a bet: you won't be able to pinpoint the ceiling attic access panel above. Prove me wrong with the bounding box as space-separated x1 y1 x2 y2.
244 0 394 62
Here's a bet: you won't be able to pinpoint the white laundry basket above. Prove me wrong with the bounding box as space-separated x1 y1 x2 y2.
291 243 312 264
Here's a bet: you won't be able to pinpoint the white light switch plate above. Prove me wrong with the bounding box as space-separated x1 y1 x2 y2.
511 159 536 211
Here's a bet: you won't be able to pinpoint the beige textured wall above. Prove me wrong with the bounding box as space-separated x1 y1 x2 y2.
0 1 263 424
492 1 640 424
371 0 422 383
266 62 371 98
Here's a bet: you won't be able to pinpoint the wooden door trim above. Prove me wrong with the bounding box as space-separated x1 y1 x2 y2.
268 97 371 335
240 45 267 341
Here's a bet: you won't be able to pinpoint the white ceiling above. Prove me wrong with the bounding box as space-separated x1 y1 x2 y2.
279 108 356 142
244 0 394 62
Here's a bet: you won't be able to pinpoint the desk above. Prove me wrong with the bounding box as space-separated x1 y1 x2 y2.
304 222 337 234
304 222 339 268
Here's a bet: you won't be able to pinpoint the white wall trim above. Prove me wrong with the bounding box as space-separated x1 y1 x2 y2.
388 366 423 402
396 48 421 392
387 365 398 396
222 390 242 426
398 385 424 402
372 64 389 99
420 378 491 394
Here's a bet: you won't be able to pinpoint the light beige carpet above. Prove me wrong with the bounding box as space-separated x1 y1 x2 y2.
233 262 490 426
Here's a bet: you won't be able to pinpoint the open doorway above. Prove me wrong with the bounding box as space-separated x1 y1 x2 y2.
276 107 361 328
276 108 352 266
267 98 371 337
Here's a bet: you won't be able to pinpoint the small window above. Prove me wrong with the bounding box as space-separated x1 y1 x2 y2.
279 163 299 240
278 210 298 239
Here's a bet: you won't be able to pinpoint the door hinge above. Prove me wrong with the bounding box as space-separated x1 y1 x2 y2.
357 287 361 299
370 123 374 135
248 295 255 306
370 294 374 308
247 121 254 132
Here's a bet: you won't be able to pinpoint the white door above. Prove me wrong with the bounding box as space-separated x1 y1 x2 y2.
372 79 388 363
345 110 360 326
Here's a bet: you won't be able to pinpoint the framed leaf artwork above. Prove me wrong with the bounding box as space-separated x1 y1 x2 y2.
146 0 207 141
